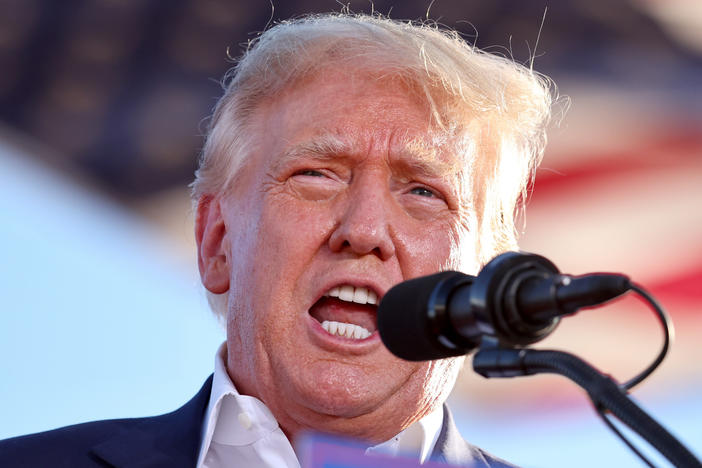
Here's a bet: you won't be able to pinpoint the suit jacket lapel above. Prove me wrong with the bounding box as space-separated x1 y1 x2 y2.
90 375 213 468
431 405 492 468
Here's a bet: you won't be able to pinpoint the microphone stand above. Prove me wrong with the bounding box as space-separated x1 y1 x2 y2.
473 340 702 468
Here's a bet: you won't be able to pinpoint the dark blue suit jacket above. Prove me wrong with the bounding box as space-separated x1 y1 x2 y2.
0 376 517 467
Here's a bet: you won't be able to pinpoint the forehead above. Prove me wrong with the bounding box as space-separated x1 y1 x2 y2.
249 70 477 176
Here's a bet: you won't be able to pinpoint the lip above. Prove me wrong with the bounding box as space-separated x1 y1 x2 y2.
305 276 388 354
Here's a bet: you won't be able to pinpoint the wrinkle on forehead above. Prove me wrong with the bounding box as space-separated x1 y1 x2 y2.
271 134 351 173
273 130 474 180
394 130 475 179
257 67 484 177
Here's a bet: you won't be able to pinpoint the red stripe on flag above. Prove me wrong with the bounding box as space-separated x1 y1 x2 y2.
532 130 702 198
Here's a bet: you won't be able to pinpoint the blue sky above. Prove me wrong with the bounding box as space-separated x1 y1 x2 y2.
0 138 224 438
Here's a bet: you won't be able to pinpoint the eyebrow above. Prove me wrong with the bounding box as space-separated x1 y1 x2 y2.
273 135 352 171
273 133 459 179
394 135 458 179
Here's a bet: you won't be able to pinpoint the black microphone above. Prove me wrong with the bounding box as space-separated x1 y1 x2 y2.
377 252 631 361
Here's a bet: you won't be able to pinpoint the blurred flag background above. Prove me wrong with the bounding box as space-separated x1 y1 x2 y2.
0 1 700 467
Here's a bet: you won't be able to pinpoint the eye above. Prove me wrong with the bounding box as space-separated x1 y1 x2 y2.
287 167 343 201
409 186 438 198
294 169 325 177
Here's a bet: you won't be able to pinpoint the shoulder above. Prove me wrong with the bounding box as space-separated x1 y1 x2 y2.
0 417 142 467
0 376 213 468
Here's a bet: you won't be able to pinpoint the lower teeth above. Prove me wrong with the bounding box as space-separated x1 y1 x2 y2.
321 320 370 339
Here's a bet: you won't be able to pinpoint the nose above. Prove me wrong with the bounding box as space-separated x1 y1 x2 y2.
328 177 396 261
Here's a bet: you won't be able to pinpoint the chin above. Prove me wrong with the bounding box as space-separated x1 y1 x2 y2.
289 363 392 419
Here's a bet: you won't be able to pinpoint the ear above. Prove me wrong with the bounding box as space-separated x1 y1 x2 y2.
195 195 230 294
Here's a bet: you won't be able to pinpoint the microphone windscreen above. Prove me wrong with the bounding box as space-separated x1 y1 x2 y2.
378 271 470 361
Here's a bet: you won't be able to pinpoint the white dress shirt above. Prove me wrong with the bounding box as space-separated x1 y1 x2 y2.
197 343 444 468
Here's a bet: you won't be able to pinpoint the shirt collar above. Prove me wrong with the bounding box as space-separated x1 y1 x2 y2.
197 343 283 466
198 342 443 465
366 402 443 463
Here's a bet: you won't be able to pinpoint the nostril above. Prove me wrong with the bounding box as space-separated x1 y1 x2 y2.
334 240 385 260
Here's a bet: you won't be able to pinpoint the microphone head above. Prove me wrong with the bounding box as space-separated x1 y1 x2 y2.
378 271 474 361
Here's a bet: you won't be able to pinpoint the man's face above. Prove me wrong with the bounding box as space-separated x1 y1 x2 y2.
199 70 483 441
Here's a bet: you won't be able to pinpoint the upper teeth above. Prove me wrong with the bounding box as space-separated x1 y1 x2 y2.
321 320 371 339
324 285 378 305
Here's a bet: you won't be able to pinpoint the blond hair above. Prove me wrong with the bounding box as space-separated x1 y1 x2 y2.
191 13 555 319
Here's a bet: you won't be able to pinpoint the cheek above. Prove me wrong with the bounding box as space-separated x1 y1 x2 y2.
396 222 469 278
261 194 338 254
228 194 336 319
223 198 264 336
225 200 264 290
228 192 310 279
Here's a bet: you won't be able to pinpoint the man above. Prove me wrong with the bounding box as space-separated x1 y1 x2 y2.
0 13 551 468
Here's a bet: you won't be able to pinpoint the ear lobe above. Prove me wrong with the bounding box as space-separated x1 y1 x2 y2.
195 195 230 294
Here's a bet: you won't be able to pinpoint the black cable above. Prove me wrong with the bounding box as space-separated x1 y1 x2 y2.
621 283 675 391
594 404 658 468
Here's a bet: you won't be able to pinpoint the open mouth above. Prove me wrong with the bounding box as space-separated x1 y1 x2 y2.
309 285 379 340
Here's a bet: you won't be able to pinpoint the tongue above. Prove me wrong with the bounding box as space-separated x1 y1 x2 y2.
309 297 377 333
